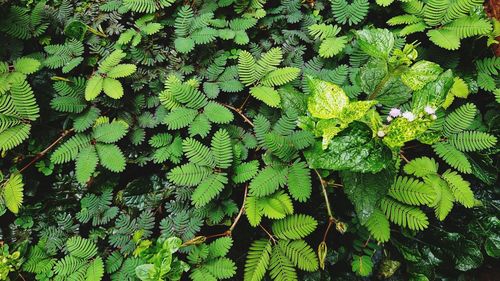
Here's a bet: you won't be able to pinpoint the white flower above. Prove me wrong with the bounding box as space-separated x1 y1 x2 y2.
424 105 436 115
402 111 415 122
431 114 437 120
389 108 401 117
377 130 386 137
386 116 393 122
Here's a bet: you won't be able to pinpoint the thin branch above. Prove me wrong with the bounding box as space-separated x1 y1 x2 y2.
221 103 254 127
239 93 251 111
205 185 248 239
322 217 334 242
17 128 75 174
228 185 248 234
314 169 333 219
259 225 276 244
400 153 410 164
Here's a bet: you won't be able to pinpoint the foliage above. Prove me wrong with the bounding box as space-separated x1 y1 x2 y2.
0 0 498 280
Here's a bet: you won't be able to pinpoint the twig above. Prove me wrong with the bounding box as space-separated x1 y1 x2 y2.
314 169 340 243
228 185 248 234
260 225 276 244
17 128 75 174
221 103 254 127
205 185 248 239
239 93 251 111
322 217 335 242
18 273 26 281
314 169 333 219
400 153 410 164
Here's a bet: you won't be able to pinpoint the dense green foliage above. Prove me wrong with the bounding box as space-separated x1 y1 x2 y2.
0 0 499 280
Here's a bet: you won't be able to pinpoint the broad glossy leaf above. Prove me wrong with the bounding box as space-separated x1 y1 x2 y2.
412 70 454 111
341 168 395 224
307 78 348 119
357 28 395 58
383 117 434 148
401 60 443 90
305 123 393 173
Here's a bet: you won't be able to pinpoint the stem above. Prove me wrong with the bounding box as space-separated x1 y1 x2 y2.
221 103 254 127
314 169 333 219
228 185 248 234
260 225 276 244
205 185 248 239
86 25 107 38
400 153 410 164
322 218 334 242
51 76 72 82
205 232 230 239
239 93 251 111
314 169 339 243
368 66 405 100
17 129 74 174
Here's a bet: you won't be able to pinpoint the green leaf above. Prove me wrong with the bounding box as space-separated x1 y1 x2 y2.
103 78 124 99
319 36 347 58
192 173 228 207
107 64 137 78
249 166 288 197
305 123 393 173
167 163 211 186
485 235 500 258
261 67 300 87
404 157 439 177
306 78 348 119
203 102 233 124
453 239 483 271
352 255 373 277
174 37 195 53
245 196 262 227
357 28 394 58
164 107 198 130
427 29 460 50
250 86 281 108
287 161 312 202
86 256 104 281
278 240 318 271
76 146 98 184
211 129 233 169
412 70 454 111
244 239 272 281
341 168 395 224
2 174 24 214
401 60 443 90
93 121 129 143
365 209 390 242
259 191 294 219
95 143 126 172
272 214 317 240
233 161 259 184
85 76 104 101
182 138 216 167
13 57 41 74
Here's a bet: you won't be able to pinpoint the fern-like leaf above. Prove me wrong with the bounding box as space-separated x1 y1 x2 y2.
211 129 233 169
380 197 429 230
448 131 497 152
388 176 435 205
244 239 272 281
442 170 475 207
272 214 317 240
